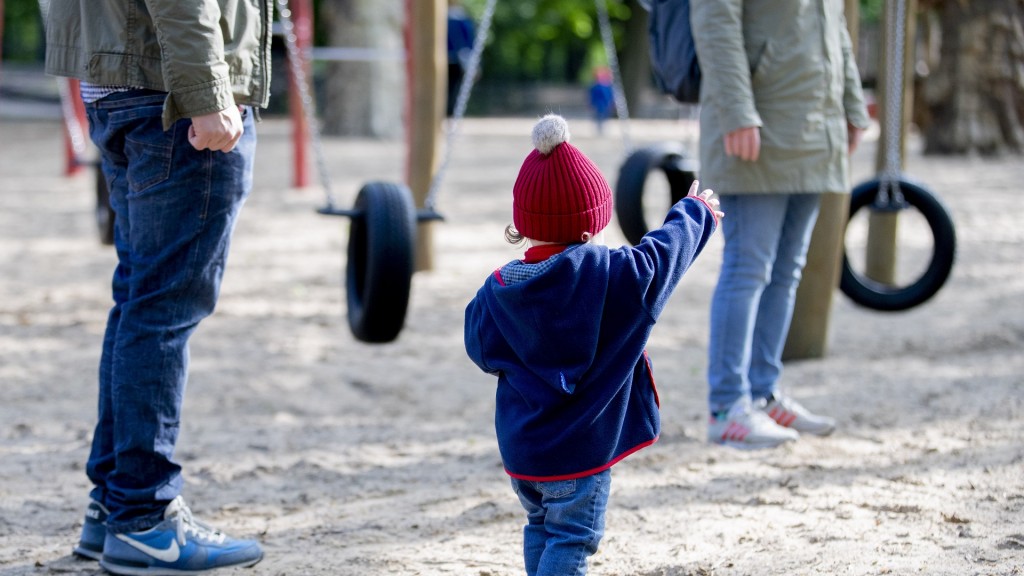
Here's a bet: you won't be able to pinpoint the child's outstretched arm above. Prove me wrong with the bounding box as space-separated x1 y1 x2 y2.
625 179 721 319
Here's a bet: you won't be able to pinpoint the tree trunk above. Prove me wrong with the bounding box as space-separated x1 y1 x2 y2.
620 0 650 116
920 0 1024 155
318 0 404 138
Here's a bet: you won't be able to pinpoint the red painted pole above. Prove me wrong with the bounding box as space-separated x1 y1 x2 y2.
288 0 313 188
62 79 89 176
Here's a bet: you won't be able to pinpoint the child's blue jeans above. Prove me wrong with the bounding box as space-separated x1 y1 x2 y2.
510 469 611 576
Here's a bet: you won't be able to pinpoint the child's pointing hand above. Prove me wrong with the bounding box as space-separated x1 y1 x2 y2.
688 180 724 220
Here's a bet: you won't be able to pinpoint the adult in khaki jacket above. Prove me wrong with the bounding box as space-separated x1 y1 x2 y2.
692 0 871 450
45 1 271 573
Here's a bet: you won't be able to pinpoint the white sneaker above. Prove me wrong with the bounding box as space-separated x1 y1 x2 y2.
707 397 799 450
762 393 836 436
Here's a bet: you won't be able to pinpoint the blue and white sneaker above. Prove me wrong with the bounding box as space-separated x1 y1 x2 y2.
100 496 263 575
73 499 109 560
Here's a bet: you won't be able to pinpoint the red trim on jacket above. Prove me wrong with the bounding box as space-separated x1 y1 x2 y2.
505 437 659 482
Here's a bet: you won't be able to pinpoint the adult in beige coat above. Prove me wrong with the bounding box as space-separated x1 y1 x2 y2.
692 0 871 449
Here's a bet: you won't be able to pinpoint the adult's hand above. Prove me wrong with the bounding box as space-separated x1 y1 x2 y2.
188 106 244 152
848 122 865 155
723 125 761 162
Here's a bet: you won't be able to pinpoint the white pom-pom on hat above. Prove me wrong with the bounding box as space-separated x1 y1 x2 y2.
513 113 612 243
531 114 571 155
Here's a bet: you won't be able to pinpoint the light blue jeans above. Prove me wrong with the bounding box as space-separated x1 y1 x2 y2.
511 470 610 576
84 90 255 532
707 193 821 412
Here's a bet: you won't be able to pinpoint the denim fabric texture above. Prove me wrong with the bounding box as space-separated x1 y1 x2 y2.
511 470 610 576
707 193 821 412
83 89 255 533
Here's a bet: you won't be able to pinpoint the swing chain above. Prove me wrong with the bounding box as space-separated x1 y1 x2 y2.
594 0 633 153
423 0 499 214
879 0 908 209
276 0 339 210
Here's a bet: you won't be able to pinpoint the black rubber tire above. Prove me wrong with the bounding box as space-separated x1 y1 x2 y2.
346 181 417 343
614 143 698 246
840 177 956 311
95 167 115 246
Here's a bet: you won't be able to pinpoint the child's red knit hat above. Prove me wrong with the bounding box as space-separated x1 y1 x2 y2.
512 114 612 243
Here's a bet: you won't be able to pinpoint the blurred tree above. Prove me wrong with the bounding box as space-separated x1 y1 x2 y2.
2 0 45 62
618 0 649 115
316 0 403 137
916 0 1024 155
461 0 631 82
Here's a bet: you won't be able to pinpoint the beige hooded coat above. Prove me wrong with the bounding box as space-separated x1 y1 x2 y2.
691 0 871 194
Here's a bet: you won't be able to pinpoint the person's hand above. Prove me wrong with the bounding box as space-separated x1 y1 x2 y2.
688 179 725 220
848 121 865 155
723 125 761 162
188 106 244 152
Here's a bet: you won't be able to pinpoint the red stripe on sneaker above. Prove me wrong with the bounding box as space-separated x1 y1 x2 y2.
769 407 797 428
723 422 749 441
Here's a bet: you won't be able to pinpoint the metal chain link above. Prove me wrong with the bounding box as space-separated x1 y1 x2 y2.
276 0 338 208
594 0 633 153
880 0 908 204
423 0 498 213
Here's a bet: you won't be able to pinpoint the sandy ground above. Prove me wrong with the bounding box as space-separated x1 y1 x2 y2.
1 109 1022 576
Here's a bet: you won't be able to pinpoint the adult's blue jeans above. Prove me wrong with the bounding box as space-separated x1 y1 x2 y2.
84 90 255 533
511 470 610 576
707 193 821 413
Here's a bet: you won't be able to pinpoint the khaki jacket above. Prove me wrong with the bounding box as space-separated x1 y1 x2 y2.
691 0 871 194
45 0 273 129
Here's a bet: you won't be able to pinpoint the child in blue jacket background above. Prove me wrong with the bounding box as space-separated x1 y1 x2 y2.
464 114 722 575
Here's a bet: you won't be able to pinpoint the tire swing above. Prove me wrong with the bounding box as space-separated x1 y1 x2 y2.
342 182 417 343
841 178 955 311
593 0 700 246
839 0 956 311
614 142 697 246
276 0 495 342
95 168 115 246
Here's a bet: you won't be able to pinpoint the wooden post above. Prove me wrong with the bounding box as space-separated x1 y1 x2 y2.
405 0 445 272
782 0 861 360
866 0 917 284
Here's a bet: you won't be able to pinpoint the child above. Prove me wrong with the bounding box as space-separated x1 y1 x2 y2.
587 67 615 135
464 114 722 575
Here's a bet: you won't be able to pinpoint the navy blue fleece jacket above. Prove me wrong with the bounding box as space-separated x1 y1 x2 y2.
464 196 717 480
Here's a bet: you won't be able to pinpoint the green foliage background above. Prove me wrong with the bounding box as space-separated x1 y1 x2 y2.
0 0 888 77
2 0 46 62
460 0 632 84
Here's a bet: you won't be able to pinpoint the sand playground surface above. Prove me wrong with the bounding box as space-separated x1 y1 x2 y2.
1 113 1022 575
